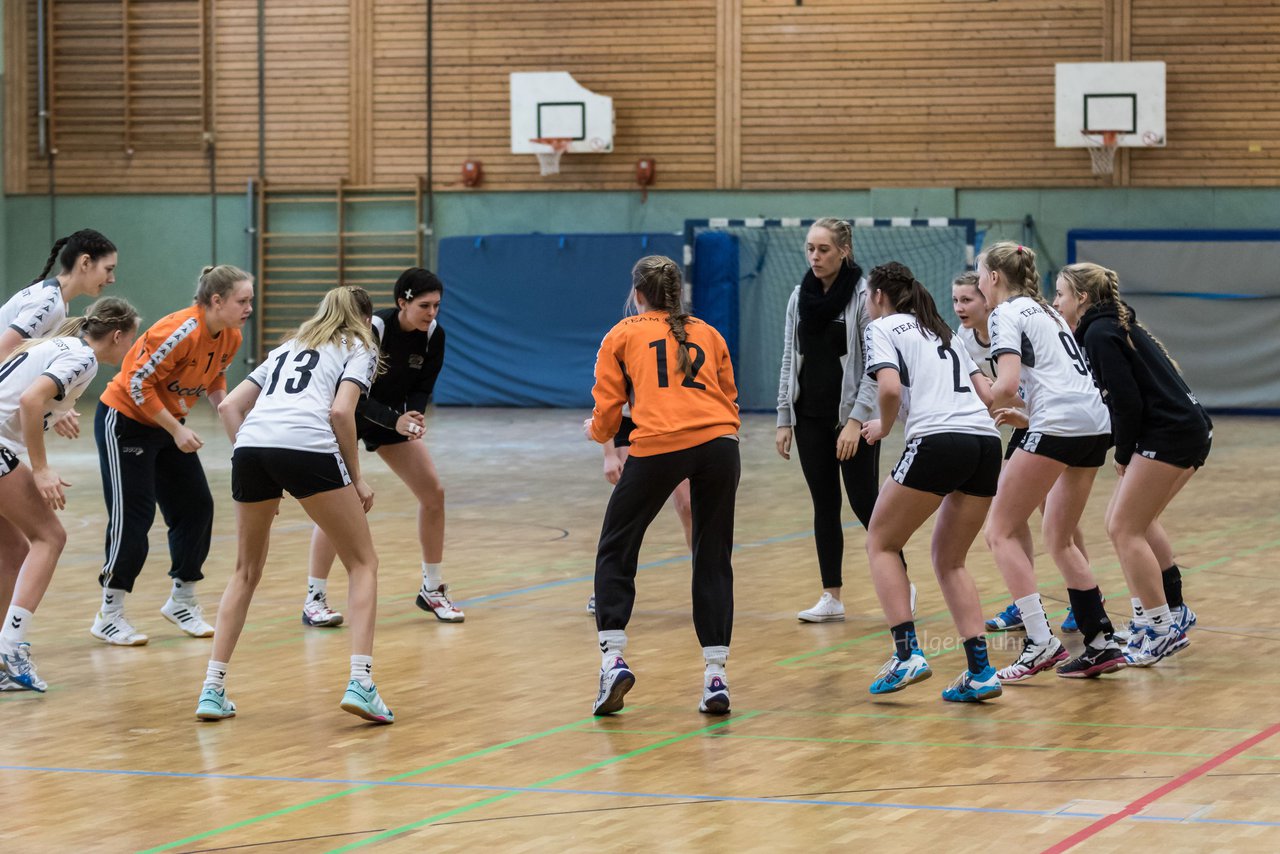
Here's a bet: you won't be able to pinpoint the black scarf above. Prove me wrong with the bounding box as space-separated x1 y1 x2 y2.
798 261 860 353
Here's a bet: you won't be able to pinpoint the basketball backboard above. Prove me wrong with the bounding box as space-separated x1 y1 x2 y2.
1055 61 1166 148
510 72 614 155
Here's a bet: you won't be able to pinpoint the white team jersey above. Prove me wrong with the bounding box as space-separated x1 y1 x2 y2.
988 296 1110 436
234 337 376 454
865 314 999 441
0 337 98 456
0 279 67 340
955 325 997 381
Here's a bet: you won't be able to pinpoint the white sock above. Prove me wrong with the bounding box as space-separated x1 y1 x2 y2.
172 579 197 602
1015 593 1052 645
204 660 228 690
1 605 33 649
350 654 374 689
599 630 627 668
1130 597 1147 625
703 645 729 679
422 562 443 591
307 576 328 603
1145 604 1173 631
102 588 127 614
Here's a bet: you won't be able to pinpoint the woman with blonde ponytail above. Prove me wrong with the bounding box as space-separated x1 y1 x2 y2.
0 298 139 692
584 255 741 717
1056 262 1210 667
196 286 392 724
977 242 1124 682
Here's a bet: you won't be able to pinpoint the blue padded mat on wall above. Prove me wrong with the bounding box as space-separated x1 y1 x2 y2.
434 232 684 407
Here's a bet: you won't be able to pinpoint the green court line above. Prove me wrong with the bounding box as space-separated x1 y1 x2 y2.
138 716 595 854
710 707 1257 734
325 712 763 853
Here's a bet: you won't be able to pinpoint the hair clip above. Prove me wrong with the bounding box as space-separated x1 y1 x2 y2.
403 288 414 300
1016 245 1025 254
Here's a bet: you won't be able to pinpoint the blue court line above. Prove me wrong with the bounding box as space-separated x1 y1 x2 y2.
4 764 1279 829
451 523 851 607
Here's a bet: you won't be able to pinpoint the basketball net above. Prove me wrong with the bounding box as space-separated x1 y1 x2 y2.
1086 131 1120 176
531 138 571 176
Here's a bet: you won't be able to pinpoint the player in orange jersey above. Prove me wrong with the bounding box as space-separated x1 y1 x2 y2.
90 265 253 646
584 255 741 717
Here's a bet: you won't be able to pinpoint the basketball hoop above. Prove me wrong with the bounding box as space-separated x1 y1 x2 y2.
530 137 572 176
1084 130 1120 175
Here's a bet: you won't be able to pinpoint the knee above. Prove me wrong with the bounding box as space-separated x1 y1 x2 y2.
423 484 445 513
236 561 265 589
35 522 67 554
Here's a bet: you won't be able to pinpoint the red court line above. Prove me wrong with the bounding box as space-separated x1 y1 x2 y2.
1042 721 1280 854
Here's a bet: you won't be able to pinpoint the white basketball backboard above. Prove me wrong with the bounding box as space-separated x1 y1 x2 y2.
510 72 614 155
1055 62 1166 148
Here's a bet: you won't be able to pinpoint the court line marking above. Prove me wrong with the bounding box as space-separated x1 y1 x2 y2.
133 715 595 854
1041 721 1280 853
322 712 765 852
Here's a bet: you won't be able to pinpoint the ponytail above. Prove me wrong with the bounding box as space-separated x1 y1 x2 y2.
631 255 697 382
32 229 116 285
3 296 140 362
868 262 952 346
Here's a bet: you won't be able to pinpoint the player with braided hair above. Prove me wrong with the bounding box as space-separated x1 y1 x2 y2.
1055 262 1208 666
0 298 139 692
979 242 1124 682
583 255 741 716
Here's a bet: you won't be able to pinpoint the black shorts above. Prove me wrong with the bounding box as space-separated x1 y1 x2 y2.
1016 431 1112 468
891 432 1003 498
0 444 19 478
1005 427 1027 461
1134 433 1212 470
358 422 408 452
614 415 637 448
232 447 351 503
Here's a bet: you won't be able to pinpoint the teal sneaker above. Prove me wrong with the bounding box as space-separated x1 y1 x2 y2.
1 642 47 692
869 652 931 695
340 680 395 724
195 686 236 720
942 666 1003 702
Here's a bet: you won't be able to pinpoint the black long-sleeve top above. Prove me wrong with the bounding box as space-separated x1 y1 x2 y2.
359 308 445 431
1074 302 1211 466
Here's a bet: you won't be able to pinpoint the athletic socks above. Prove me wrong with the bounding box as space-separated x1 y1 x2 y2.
963 636 989 675
204 660 228 690
703 645 729 678
306 576 328 604
598 630 627 668
1145 603 1173 631
0 606 33 654
1067 586 1114 649
350 655 374 689
172 579 197 602
890 621 919 661
422 562 443 591
1015 593 1052 645
102 587 127 614
1130 597 1149 629
1161 565 1184 609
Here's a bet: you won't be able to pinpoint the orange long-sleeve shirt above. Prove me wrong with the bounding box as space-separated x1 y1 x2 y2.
100 305 242 426
589 311 739 457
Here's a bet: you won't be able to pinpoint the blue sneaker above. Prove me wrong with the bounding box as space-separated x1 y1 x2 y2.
942 666 1002 702
699 673 730 715
869 652 931 695
985 603 1023 632
1173 604 1197 633
1061 608 1079 633
195 686 236 720
1 642 47 692
1124 626 1186 667
340 680 395 723
593 655 635 716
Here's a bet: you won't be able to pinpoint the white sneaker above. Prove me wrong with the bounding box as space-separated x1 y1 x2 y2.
302 595 344 627
160 598 215 638
0 670 31 691
996 636 1069 683
699 672 730 715
90 610 149 646
415 584 465 622
798 592 845 623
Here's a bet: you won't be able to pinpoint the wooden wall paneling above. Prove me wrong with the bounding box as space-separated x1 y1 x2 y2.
716 0 742 188
4 0 31 193
1128 0 1280 186
349 0 374 185
371 1 426 187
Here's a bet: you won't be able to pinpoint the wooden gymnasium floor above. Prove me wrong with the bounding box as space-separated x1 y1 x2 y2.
2 407 1278 853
